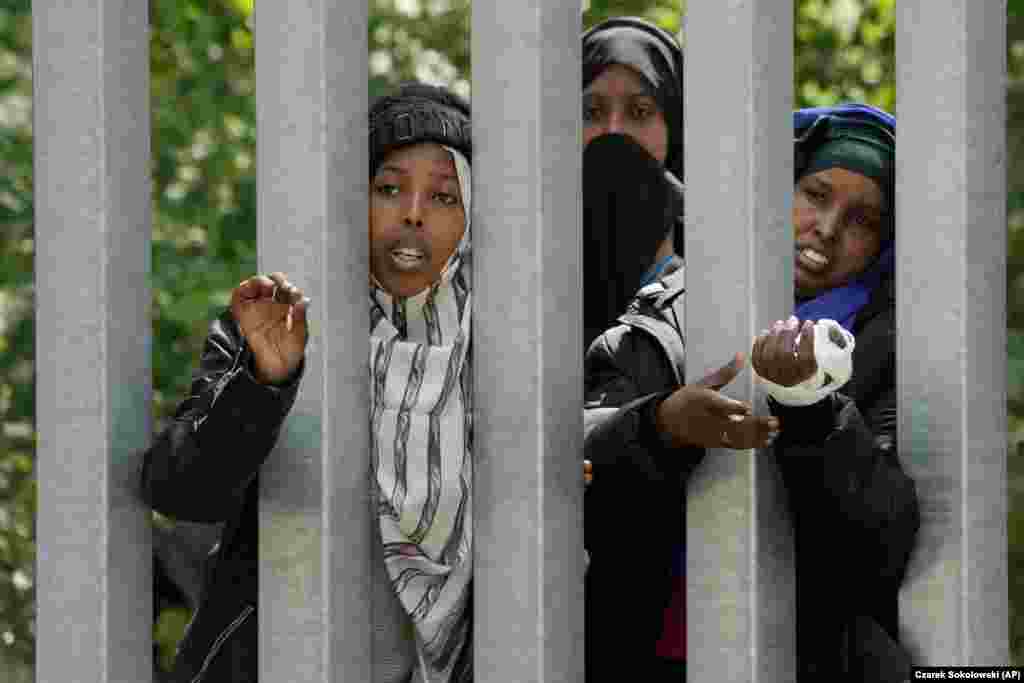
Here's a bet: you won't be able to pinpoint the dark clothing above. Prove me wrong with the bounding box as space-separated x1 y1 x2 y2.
139 309 304 683
583 133 684 350
583 266 918 682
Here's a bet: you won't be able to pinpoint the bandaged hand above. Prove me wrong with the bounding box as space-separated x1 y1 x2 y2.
751 315 855 407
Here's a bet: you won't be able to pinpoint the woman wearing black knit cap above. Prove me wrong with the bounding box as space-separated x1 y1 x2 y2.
583 102 919 682
138 82 475 683
581 17 686 349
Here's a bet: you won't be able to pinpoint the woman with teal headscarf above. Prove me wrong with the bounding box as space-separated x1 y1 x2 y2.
583 103 919 682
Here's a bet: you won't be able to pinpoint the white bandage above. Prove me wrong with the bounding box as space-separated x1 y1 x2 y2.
754 319 855 407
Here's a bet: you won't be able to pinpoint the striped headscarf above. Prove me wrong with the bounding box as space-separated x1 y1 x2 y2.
369 146 473 683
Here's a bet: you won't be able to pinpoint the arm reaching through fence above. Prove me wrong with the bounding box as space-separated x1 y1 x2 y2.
137 274 308 524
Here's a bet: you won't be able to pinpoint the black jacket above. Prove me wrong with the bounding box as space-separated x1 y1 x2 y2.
139 309 305 683
583 265 919 682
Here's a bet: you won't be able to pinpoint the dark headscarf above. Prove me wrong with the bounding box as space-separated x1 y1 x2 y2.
582 17 684 179
793 104 896 332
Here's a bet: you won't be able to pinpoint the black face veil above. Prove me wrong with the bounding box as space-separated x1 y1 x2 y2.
583 134 681 351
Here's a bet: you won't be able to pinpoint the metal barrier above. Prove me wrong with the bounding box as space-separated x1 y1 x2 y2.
33 0 1007 680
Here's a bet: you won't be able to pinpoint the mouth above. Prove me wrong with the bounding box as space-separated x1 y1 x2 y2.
390 247 426 271
796 246 830 273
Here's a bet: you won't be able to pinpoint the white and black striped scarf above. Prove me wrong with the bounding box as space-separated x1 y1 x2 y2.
369 147 473 682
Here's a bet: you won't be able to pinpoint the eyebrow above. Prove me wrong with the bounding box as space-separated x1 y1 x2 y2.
376 164 458 182
804 175 884 215
582 90 656 101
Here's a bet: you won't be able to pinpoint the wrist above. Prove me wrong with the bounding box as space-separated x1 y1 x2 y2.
250 356 290 386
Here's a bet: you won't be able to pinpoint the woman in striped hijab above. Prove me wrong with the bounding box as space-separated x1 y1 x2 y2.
364 82 475 682
139 82 475 683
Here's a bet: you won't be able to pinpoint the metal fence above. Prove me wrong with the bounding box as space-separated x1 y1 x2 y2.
32 0 1007 681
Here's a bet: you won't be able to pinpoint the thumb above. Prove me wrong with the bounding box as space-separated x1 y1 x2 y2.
702 389 752 418
291 298 311 341
696 352 745 391
798 320 815 358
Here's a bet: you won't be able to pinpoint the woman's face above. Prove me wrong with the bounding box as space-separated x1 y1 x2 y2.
582 64 669 165
793 166 886 298
370 143 466 298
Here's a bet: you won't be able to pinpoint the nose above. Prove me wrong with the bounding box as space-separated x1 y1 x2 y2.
815 210 840 241
605 108 625 135
403 192 425 228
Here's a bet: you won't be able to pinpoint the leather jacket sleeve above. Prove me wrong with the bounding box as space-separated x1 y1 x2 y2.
139 308 305 523
583 323 704 487
769 389 918 598
769 389 919 681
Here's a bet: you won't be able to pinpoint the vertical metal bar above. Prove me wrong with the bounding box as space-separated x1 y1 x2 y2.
255 2 370 681
684 1 795 680
896 0 1008 666
472 0 584 680
33 1 153 681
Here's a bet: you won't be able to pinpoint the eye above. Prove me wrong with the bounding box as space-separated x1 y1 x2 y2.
802 186 826 203
583 104 601 123
374 183 399 198
631 103 654 121
848 210 879 234
434 192 460 207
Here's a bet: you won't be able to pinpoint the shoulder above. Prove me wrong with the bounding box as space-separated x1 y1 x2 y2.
847 279 895 411
585 268 686 393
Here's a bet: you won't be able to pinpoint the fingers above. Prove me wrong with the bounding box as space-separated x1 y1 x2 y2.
753 316 817 387
233 274 276 305
291 295 312 330
701 388 752 418
583 460 593 487
720 414 780 450
233 273 307 306
797 319 815 361
268 272 306 305
697 351 745 391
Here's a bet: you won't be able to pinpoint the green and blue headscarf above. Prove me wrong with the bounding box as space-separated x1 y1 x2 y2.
792 103 896 333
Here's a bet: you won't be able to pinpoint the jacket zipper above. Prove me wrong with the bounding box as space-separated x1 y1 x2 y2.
189 604 254 683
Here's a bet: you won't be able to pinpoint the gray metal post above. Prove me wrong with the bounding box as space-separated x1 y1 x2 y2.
683 1 796 680
254 2 371 680
33 2 153 682
896 0 1009 666
472 0 585 680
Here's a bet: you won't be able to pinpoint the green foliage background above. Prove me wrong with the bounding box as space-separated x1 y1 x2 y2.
1 0 1023 677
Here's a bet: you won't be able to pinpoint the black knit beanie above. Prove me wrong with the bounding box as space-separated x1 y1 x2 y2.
369 82 472 177
582 17 684 179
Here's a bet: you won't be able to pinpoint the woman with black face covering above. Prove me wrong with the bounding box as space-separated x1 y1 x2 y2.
581 19 920 676
581 17 685 349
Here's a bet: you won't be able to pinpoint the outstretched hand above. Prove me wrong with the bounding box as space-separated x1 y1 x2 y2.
751 316 817 387
230 272 311 385
655 353 779 449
